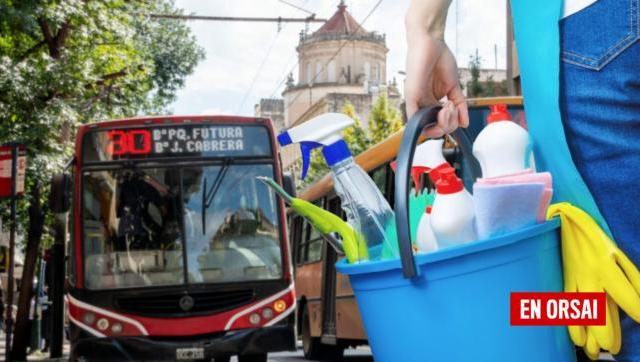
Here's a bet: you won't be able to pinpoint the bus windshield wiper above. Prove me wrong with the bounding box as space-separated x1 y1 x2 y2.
201 158 232 235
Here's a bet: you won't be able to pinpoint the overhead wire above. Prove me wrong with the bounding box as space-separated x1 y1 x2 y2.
237 0 313 113
236 32 281 113
277 0 315 15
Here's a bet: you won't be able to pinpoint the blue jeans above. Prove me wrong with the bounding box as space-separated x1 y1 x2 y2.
560 0 640 360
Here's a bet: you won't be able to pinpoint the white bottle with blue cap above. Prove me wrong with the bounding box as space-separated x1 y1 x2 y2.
278 113 398 260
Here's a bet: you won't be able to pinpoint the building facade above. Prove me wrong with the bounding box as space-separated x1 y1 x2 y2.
254 98 285 132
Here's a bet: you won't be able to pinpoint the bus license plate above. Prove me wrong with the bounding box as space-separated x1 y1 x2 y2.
176 347 204 360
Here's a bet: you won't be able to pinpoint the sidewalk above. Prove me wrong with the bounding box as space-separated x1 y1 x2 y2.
0 332 69 362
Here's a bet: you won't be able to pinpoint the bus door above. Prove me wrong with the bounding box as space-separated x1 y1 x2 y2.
320 196 347 344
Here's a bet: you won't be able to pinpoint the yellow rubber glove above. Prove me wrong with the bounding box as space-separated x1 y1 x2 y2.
548 203 640 358
556 209 617 353
582 295 622 360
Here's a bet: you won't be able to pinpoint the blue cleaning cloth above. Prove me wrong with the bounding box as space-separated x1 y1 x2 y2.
473 183 546 240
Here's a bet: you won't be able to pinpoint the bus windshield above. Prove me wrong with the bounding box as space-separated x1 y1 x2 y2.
82 164 282 290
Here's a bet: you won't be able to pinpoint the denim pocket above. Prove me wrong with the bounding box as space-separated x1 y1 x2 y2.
560 0 639 70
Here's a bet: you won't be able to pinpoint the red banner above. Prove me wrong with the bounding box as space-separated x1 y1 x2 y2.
0 145 26 198
510 292 606 326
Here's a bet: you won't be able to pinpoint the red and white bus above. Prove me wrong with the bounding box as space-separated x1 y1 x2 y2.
52 116 296 361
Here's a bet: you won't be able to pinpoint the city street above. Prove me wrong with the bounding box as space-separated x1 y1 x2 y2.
0 334 372 361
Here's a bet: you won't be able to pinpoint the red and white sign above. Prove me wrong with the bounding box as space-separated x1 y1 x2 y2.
0 145 27 198
510 292 606 326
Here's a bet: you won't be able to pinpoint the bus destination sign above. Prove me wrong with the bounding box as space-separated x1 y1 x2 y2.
151 126 245 154
83 124 272 162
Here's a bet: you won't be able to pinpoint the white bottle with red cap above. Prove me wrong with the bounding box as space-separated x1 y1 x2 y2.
416 206 438 253
472 104 533 178
430 167 476 248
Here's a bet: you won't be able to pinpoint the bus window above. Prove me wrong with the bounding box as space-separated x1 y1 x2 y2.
68 166 76 286
290 216 304 266
327 197 341 215
82 168 185 289
182 164 282 283
307 230 323 264
297 216 323 264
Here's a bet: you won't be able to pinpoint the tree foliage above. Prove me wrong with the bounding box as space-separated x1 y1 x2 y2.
368 92 403 143
0 0 204 232
467 50 484 98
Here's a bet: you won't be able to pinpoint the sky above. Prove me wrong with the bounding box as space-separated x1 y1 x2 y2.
170 0 507 117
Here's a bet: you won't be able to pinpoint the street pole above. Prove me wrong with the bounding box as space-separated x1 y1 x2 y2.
5 144 17 362
49 214 65 358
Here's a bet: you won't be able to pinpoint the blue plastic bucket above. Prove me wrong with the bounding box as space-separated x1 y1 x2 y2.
336 107 576 362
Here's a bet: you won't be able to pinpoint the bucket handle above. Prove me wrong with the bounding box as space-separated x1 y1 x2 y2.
394 106 479 279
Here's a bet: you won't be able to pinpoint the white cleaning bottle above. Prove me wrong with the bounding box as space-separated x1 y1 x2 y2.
472 104 533 178
278 113 397 260
413 139 448 190
414 139 447 169
430 167 476 248
416 206 438 253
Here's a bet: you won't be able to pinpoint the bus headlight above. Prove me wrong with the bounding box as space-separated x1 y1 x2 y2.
96 318 109 331
83 312 96 325
262 308 274 319
273 300 287 313
111 323 123 334
249 313 261 325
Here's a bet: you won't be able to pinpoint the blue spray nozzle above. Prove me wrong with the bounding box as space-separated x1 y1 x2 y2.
277 132 293 146
300 141 323 179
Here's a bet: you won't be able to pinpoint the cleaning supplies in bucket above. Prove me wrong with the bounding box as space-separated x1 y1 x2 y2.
473 104 534 178
278 113 398 260
336 106 576 362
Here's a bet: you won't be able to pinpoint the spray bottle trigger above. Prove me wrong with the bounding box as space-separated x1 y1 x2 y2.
300 141 324 179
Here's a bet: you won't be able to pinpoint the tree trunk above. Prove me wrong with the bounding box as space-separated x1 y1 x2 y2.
10 184 45 361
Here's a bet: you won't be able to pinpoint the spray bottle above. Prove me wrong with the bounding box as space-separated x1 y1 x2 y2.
430 167 476 248
392 139 449 192
278 113 398 260
416 206 438 253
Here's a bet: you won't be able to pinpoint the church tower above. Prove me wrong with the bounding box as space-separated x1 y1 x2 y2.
281 1 397 129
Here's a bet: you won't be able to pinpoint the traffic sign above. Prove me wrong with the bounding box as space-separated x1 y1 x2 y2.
0 145 26 198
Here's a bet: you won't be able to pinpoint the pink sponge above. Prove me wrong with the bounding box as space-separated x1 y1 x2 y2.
476 171 553 222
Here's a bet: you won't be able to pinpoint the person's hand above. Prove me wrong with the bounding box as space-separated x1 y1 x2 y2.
405 32 469 138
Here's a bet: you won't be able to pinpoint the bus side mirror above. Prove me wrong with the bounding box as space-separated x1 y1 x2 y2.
282 173 296 198
50 173 71 214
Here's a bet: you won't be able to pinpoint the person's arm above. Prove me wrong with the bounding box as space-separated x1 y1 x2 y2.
405 0 468 137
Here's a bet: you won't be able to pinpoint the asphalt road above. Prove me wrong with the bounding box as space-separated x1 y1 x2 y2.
264 346 373 362
0 334 373 362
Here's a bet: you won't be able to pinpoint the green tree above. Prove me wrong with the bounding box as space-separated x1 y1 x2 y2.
466 48 509 98
467 49 484 97
368 92 403 144
482 75 509 97
0 1 203 358
342 101 370 155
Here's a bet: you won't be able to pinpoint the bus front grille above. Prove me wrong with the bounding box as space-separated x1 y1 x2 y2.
116 289 255 317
